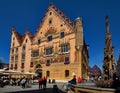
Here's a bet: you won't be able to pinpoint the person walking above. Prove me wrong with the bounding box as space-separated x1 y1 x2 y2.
43 76 47 90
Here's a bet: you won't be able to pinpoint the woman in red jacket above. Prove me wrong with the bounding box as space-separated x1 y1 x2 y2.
77 77 82 83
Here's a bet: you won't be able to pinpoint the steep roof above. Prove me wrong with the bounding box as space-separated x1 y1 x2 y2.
12 27 33 45
12 3 74 44
34 2 74 37
88 65 101 76
12 26 24 45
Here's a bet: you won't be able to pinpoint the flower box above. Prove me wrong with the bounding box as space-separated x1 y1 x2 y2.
64 62 70 64
30 65 33 67
14 66 17 69
10 67 13 69
46 64 50 66
21 66 24 68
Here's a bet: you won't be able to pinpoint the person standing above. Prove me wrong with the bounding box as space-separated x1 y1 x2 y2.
43 76 47 90
77 77 82 83
38 77 43 89
21 77 26 88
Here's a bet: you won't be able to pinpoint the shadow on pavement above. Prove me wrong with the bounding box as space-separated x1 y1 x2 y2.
5 88 66 93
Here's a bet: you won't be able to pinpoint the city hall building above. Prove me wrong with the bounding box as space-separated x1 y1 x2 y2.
9 3 89 80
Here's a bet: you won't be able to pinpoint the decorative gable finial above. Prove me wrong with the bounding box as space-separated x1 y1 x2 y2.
106 16 110 34
25 28 30 35
12 26 16 32
50 2 54 6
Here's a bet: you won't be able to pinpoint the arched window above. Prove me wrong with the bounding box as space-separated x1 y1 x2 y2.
38 39 41 44
65 70 69 77
49 18 52 25
46 71 50 77
49 12 52 15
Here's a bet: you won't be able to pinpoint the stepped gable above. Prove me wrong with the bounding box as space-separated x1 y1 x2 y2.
48 2 74 26
25 28 31 35
92 65 101 75
92 65 100 70
34 2 74 37
88 65 101 75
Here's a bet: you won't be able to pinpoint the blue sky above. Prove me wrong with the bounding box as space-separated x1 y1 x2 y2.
0 0 120 69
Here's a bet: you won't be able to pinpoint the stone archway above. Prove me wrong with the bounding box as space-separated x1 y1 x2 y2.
35 64 42 78
35 69 42 78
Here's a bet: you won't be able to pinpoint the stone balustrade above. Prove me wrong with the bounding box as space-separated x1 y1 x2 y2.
69 84 118 93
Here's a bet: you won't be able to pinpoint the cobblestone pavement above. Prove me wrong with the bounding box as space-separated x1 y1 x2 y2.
0 82 95 93
0 82 67 93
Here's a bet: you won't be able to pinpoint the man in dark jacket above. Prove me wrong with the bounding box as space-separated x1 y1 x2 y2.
66 75 76 91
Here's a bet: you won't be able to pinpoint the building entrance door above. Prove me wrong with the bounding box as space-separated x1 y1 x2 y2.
35 64 42 78
35 69 42 78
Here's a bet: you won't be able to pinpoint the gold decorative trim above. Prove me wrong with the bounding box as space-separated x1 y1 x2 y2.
45 27 57 36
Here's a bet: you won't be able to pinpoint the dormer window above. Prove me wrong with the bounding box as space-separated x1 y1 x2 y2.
38 39 41 44
26 39 28 43
49 18 52 25
22 45 26 51
47 35 52 41
50 12 52 15
60 32 64 38
49 20 52 24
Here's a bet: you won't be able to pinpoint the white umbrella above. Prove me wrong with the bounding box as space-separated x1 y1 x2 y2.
3 70 21 74
22 72 35 75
